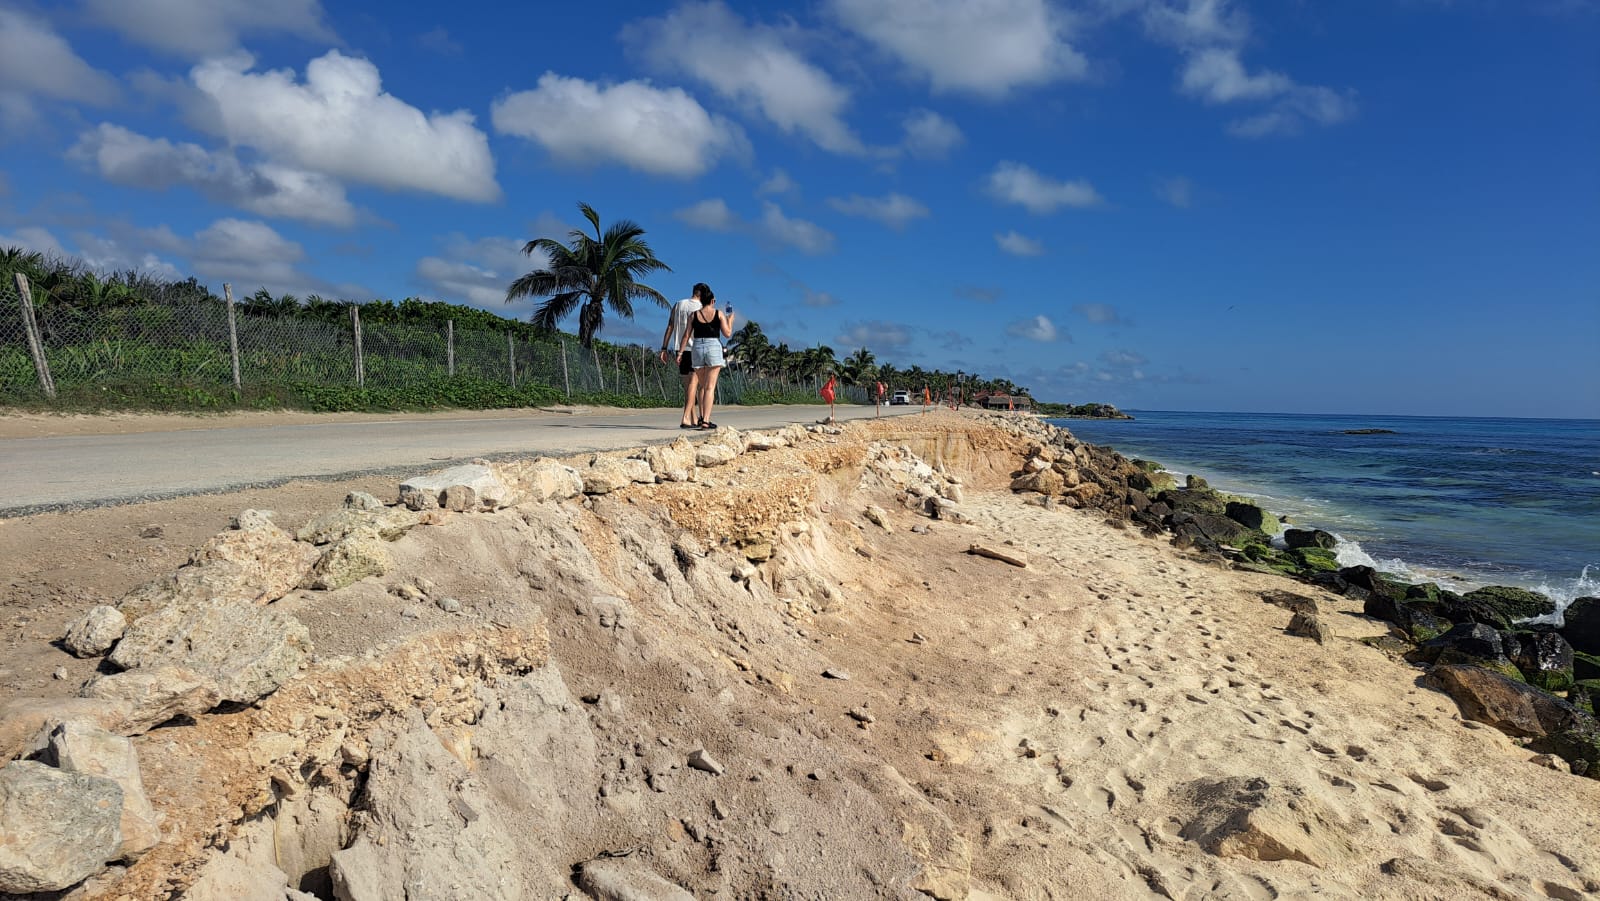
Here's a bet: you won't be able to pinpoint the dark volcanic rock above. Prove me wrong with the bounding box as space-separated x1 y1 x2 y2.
1437 593 1514 630
1184 514 1267 549
1342 428 1397 435
1363 594 1451 642
1284 529 1337 550
1160 489 1225 517
1506 629 1575 693
1289 547 1340 573
1224 501 1274 532
1460 585 1555 621
1422 664 1579 738
1562 597 1600 656
1415 623 1509 667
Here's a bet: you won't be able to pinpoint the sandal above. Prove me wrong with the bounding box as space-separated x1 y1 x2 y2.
698 421 718 430
679 423 698 429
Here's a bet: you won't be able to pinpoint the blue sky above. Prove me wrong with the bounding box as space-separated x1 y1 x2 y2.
1 0 1595 417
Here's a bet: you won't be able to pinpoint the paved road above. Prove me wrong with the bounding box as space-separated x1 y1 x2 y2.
0 405 923 515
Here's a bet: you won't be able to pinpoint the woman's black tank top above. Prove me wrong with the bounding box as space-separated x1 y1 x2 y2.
691 307 721 338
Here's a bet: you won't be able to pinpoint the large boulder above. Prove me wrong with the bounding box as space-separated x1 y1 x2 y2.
1437 592 1514 630
1423 664 1580 738
1561 597 1600 655
695 443 738 468
47 722 160 860
301 528 391 591
80 666 221 735
295 507 419 545
398 464 513 511
1224 501 1279 534
1284 528 1337 550
643 438 696 482
109 597 311 704
1414 624 1519 675
1289 547 1340 573
576 858 696 901
1010 468 1064 496
1506 628 1575 693
189 520 320 604
520 459 585 502
1460 585 1555 621
1179 513 1267 549
0 761 123 893
0 698 134 762
63 605 127 657
1160 489 1226 517
583 458 655 495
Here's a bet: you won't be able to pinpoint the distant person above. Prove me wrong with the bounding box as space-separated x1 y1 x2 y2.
874 380 886 418
659 283 708 428
820 373 837 423
923 385 931 411
677 286 732 429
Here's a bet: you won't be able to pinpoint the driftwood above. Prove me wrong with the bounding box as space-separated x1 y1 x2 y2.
967 544 1028 568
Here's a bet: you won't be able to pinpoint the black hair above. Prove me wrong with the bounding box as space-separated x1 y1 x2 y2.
693 282 714 302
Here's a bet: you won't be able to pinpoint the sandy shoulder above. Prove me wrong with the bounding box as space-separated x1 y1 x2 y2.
0 405 635 439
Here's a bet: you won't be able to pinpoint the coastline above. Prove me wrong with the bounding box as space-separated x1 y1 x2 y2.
1 411 1597 899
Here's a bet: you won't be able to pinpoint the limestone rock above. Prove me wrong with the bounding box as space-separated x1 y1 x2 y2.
584 458 655 494
864 506 893 532
968 544 1027 568
576 858 696 901
295 507 419 545
1010 469 1064 496
183 852 301 901
1423 664 1580 738
0 761 123 893
521 459 585 502
1177 776 1353 868
344 491 387 512
48 722 160 860
302 528 391 591
644 438 697 482
695 443 737 468
188 522 320 605
440 484 477 512
687 748 724 775
743 431 788 451
0 697 133 761
706 426 745 455
63 606 127 657
399 464 512 511
232 509 278 531
109 596 311 705
79 666 221 735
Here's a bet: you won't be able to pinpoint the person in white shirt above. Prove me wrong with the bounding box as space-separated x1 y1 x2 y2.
659 283 708 428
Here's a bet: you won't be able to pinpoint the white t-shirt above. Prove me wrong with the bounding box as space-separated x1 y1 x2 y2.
665 297 698 351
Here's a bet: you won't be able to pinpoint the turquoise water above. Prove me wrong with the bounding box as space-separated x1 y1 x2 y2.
1049 411 1600 613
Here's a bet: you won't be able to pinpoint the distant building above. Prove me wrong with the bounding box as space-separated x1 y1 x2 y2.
982 394 1033 410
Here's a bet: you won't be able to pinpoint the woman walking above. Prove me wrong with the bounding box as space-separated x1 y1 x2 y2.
678 286 732 429
819 373 837 423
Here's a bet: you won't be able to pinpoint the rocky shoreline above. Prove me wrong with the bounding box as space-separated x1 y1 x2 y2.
1 411 1597 899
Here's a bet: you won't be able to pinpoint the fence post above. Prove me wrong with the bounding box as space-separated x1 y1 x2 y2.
223 283 241 392
350 305 364 388
12 272 56 400
559 339 571 397
507 332 516 388
592 345 604 392
446 319 455 377
635 346 644 394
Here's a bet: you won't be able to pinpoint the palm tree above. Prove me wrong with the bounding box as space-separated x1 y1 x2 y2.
840 347 876 385
506 203 672 347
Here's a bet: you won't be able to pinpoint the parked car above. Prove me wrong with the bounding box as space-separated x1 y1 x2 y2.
890 390 910 405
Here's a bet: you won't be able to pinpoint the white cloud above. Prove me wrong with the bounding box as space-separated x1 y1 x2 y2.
900 109 964 158
70 124 356 226
836 319 913 349
621 1 864 154
1073 302 1124 324
69 232 185 280
493 72 746 178
1227 85 1357 137
1101 348 1147 366
1155 175 1193 208
1006 314 1062 342
757 169 799 196
674 200 835 254
415 234 541 311
84 0 333 57
1179 48 1291 103
675 198 740 231
986 161 1102 213
828 0 1087 96
827 193 929 230
0 225 68 257
802 289 839 308
192 51 499 202
758 202 835 254
0 9 120 127
995 230 1045 257
1140 0 1249 47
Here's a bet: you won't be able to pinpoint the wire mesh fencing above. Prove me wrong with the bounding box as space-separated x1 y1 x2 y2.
0 286 846 409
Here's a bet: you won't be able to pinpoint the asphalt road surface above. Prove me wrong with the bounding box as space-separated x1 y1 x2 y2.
0 404 924 515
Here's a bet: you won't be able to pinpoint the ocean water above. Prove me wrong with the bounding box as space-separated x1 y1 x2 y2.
1049 411 1600 616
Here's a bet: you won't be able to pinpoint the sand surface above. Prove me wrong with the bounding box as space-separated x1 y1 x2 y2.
2 413 1596 900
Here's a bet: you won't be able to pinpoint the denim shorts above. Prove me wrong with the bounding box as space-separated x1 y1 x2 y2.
691 338 725 369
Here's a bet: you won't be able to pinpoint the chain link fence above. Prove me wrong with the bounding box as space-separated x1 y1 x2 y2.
0 282 849 409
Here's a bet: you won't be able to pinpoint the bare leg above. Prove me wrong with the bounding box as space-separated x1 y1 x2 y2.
698 366 723 426
683 369 702 424
679 370 697 425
